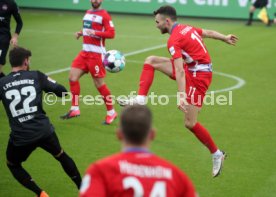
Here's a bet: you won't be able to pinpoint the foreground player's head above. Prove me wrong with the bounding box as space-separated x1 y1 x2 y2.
154 5 177 34
91 0 103 9
9 47 32 70
117 105 155 147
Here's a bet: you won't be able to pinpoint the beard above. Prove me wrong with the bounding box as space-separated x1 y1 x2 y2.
160 27 168 34
91 2 101 9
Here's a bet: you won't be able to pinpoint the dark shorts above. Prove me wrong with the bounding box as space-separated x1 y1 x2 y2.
6 132 62 165
253 0 268 8
0 41 10 65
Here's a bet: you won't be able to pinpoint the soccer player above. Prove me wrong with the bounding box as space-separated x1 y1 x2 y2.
60 0 117 124
0 47 82 197
246 0 271 26
80 105 197 197
0 0 23 78
117 5 239 177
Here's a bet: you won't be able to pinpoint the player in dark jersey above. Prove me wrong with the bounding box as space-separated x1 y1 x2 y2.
246 0 271 26
80 105 197 197
0 47 81 197
0 0 23 78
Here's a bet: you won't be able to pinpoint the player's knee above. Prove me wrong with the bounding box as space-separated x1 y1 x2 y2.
184 120 195 130
69 71 80 82
94 79 105 88
144 56 158 65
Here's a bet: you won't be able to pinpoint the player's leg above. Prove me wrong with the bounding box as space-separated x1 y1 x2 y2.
6 141 47 196
184 105 225 177
60 53 87 119
39 132 82 189
89 57 117 124
93 77 117 124
246 4 256 25
117 56 173 106
0 41 10 78
184 71 225 177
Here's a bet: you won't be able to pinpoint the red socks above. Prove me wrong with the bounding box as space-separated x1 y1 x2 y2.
138 64 155 96
97 84 113 111
70 81 80 106
191 122 218 153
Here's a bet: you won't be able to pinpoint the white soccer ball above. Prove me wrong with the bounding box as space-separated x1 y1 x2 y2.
103 50 125 73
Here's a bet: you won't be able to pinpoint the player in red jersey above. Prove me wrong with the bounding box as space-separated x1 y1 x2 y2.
117 5 238 177
80 105 197 197
61 0 117 124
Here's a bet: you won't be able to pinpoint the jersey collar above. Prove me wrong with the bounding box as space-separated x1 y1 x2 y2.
170 22 178 34
123 147 151 153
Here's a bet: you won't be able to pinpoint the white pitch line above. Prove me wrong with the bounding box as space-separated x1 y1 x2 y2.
45 44 166 76
127 59 246 94
210 71 246 94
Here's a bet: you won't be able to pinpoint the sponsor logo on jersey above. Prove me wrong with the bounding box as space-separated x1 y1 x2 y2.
169 46 175 56
83 20 92 28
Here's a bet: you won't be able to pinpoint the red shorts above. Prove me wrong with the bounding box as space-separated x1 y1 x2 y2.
72 52 106 78
171 62 212 107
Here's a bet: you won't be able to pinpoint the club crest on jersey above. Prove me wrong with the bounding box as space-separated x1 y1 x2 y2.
2 4 8 10
169 46 175 56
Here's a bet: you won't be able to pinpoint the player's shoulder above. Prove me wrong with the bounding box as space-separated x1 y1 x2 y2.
95 152 123 166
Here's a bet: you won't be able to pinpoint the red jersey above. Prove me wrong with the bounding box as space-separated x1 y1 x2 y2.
81 9 115 58
80 151 196 197
168 24 212 72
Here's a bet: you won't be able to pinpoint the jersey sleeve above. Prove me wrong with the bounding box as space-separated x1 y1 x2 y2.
79 164 107 197
194 27 203 37
37 71 67 97
167 39 182 60
94 12 115 39
11 1 23 35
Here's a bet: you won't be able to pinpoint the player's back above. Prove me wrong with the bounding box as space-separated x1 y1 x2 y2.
0 70 53 146
168 24 211 66
81 151 196 197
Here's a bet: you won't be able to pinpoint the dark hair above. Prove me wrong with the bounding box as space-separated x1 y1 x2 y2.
120 105 152 145
153 5 177 21
9 47 32 67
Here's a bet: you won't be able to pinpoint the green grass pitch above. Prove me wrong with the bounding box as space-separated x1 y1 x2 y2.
0 9 276 197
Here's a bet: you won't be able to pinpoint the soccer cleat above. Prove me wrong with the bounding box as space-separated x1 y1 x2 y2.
212 151 226 178
60 110 80 120
37 191 49 197
116 97 145 106
103 112 118 125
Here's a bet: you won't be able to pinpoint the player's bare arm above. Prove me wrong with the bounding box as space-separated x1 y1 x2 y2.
10 33 19 47
202 29 238 46
75 31 83 39
174 57 188 113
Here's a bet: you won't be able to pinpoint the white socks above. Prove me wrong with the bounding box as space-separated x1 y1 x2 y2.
71 106 79 111
107 109 115 116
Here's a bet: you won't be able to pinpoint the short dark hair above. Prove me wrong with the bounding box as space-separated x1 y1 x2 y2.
153 5 177 21
120 105 152 145
9 47 32 67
